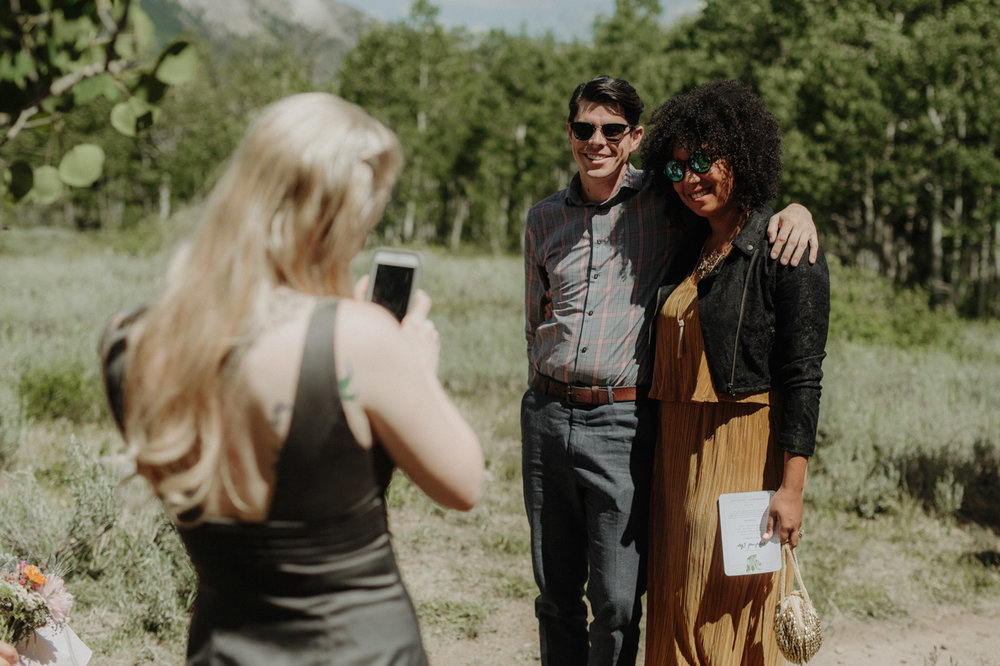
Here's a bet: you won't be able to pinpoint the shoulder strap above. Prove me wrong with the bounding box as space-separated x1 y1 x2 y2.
98 304 148 434
268 298 363 521
283 298 341 454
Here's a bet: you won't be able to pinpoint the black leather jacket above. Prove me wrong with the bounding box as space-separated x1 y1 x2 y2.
656 205 830 457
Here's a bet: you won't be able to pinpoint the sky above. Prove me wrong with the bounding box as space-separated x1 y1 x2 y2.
336 0 704 42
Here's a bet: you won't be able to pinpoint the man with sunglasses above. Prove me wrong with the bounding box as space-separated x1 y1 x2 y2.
521 75 818 666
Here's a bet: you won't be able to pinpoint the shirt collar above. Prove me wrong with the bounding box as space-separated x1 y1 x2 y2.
731 205 775 255
565 164 645 207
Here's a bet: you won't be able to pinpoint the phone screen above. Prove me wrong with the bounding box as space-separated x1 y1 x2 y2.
370 263 416 321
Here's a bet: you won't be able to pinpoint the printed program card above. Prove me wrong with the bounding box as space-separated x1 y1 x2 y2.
718 491 781 576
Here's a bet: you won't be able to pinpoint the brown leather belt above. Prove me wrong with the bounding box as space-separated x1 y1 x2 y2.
530 373 645 406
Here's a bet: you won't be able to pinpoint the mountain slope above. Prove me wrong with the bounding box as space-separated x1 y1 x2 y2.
140 0 376 81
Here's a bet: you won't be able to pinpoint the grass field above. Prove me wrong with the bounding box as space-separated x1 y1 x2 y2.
2 221 999 663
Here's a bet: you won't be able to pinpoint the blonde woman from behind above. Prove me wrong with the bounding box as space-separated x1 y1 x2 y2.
99 93 483 665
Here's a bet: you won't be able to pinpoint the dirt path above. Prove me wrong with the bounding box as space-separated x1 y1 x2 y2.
424 604 1000 665
808 608 1000 666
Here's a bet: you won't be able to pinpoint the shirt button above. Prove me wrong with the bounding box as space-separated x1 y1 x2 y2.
593 273 600 279
581 347 588 353
587 310 594 316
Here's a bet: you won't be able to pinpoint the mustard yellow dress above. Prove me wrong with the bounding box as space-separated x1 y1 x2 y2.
645 275 783 666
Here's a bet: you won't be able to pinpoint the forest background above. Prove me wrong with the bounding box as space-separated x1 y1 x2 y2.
4 0 1000 317
2 0 1000 663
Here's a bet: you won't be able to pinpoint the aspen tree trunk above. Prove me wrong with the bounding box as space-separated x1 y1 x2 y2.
926 88 948 309
159 175 171 221
493 191 510 254
449 196 468 251
993 204 1000 317
928 182 947 309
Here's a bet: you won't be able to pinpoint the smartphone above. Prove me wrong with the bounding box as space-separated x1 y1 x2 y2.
365 248 422 321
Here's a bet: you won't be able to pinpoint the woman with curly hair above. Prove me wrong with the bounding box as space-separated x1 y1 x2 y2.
639 80 830 664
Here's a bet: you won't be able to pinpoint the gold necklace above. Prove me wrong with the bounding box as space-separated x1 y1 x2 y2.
693 221 744 282
693 243 731 281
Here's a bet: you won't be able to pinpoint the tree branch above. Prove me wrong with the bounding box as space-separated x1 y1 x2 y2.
50 58 129 97
1 1 133 150
0 105 40 150
0 58 131 149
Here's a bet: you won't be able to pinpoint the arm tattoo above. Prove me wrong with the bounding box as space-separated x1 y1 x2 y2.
338 363 358 402
270 402 291 427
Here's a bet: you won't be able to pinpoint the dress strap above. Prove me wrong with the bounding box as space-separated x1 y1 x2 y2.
268 299 350 521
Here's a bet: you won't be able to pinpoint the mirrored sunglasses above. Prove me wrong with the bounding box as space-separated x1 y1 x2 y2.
665 150 714 182
570 122 633 142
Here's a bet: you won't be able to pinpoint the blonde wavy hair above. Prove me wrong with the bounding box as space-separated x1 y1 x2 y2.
123 93 402 522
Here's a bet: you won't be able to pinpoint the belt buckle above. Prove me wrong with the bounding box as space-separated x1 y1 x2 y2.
566 385 601 405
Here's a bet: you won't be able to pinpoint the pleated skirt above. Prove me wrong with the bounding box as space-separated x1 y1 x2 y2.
644 398 784 666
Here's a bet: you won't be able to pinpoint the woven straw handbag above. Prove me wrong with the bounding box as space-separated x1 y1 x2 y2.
774 543 823 664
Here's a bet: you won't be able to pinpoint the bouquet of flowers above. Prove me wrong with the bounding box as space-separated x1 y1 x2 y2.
0 558 73 645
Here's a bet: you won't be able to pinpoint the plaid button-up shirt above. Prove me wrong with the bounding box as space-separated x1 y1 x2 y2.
524 165 683 388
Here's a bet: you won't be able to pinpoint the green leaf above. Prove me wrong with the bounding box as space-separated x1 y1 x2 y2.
30 166 64 204
72 73 119 104
8 161 34 202
115 31 136 61
129 7 157 56
50 10 76 52
110 97 160 136
154 41 198 86
58 144 105 188
110 101 138 136
0 52 37 87
52 13 98 50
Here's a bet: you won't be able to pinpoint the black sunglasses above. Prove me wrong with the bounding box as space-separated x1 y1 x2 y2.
665 150 714 182
569 122 633 143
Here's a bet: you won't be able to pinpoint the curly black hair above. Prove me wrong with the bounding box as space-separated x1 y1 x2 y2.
640 80 782 214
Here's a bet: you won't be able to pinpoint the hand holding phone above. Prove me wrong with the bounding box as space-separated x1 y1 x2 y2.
365 248 422 321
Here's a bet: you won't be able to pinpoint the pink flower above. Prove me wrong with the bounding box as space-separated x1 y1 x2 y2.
40 574 72 624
